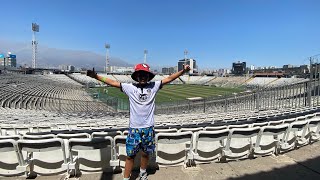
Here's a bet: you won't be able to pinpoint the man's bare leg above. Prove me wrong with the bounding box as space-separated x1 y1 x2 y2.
124 156 134 179
140 151 149 170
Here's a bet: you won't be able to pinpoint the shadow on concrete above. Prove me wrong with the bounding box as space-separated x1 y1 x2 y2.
228 155 320 180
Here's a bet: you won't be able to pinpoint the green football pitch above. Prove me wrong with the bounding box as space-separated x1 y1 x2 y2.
91 84 244 104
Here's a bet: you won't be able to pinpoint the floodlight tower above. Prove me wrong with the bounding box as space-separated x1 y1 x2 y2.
105 43 110 73
144 49 148 64
184 49 188 65
32 23 39 68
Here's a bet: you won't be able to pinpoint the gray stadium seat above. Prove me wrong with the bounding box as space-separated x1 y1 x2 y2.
110 135 157 170
178 127 203 133
306 118 320 143
57 133 90 139
222 127 260 161
91 131 122 138
23 134 56 140
16 138 68 177
253 124 289 156
0 139 24 176
193 129 230 163
204 125 227 131
280 120 309 152
228 124 250 129
155 132 194 167
110 135 126 168
251 122 268 127
155 128 178 133
67 137 114 176
0 135 21 141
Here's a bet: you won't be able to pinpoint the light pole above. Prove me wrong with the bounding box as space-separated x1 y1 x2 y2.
32 23 39 69
105 43 110 73
144 49 148 64
3 57 6 72
184 49 189 74
184 49 188 65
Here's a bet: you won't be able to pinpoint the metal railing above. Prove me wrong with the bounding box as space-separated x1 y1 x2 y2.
1 79 319 115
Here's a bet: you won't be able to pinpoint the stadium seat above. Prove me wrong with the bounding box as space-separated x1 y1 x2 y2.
57 133 90 139
0 135 21 141
253 124 289 156
14 127 30 136
0 139 24 176
155 128 178 133
35 126 52 133
282 118 296 124
193 129 230 164
178 127 203 133
22 134 56 140
110 135 126 168
204 125 227 131
222 127 260 161
268 120 284 126
306 118 320 143
155 132 194 167
67 137 114 176
16 138 68 177
251 122 269 127
91 131 122 138
227 124 250 129
280 120 309 152
122 130 129 136
0 126 16 136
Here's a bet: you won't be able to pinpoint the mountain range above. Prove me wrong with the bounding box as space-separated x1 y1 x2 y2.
0 39 132 71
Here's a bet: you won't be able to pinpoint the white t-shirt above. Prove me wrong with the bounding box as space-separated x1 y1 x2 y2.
121 81 162 128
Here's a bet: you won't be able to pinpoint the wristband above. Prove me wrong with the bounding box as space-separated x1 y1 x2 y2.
101 77 107 82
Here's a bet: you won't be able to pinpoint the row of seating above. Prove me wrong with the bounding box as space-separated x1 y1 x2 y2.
0 74 114 113
73 73 307 87
0 74 316 116
1 106 319 137
0 116 319 177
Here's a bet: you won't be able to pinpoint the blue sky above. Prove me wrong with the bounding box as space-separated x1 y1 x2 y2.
0 0 320 69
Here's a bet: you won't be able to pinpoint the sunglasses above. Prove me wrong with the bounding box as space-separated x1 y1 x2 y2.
137 71 150 77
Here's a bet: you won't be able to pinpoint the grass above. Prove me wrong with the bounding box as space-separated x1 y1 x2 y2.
90 84 244 104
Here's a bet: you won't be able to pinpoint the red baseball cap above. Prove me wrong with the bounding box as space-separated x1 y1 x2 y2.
131 63 155 82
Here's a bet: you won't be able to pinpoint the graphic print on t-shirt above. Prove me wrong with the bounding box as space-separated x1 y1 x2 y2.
139 88 152 102
139 93 148 102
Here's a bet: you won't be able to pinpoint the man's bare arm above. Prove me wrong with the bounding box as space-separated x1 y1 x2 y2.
162 65 190 85
87 69 121 88
96 75 121 88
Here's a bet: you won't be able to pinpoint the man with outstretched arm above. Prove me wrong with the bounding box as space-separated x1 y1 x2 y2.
87 63 190 180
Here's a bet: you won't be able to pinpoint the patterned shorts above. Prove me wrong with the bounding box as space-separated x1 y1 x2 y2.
126 126 155 157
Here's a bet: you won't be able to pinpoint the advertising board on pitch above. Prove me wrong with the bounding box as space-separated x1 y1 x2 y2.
9 54 16 58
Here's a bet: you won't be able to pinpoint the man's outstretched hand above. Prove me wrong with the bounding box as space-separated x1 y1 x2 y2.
183 64 191 72
87 68 97 79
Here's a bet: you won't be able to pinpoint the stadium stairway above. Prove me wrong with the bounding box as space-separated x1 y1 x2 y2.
204 76 217 85
66 74 86 86
243 75 255 84
266 77 281 86
112 74 119 82
178 77 186 84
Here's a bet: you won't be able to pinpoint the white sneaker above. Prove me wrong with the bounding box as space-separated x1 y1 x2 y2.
139 171 148 180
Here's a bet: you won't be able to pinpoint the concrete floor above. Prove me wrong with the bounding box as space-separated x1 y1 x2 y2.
3 141 320 180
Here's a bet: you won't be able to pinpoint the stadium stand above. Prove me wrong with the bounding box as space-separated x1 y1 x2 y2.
68 73 101 86
1 72 320 178
0 106 319 177
0 74 113 113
